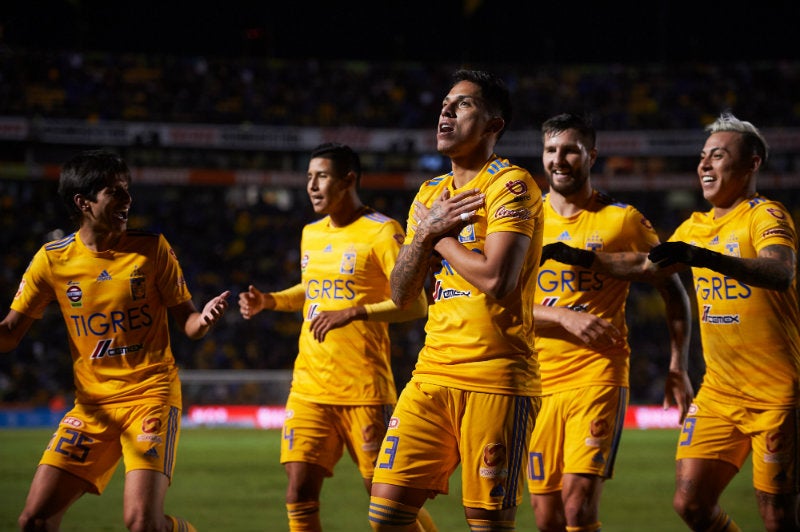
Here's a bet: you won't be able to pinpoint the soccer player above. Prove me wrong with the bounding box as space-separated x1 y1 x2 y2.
368 69 543 532
527 113 694 532
648 113 799 531
0 149 230 532
545 112 799 531
237 143 431 532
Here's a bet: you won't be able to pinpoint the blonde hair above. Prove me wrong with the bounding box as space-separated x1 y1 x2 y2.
706 111 769 162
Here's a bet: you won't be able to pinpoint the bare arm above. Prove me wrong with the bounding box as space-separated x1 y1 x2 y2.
651 273 694 422
170 290 230 340
533 304 623 349
435 231 531 299
0 310 36 353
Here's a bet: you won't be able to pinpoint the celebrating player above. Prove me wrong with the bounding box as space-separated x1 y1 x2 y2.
1 149 230 532
527 113 693 532
368 69 543 531
238 143 432 532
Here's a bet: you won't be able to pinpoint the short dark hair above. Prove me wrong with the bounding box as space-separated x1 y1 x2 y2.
58 149 131 223
452 70 512 138
541 113 597 149
310 142 362 187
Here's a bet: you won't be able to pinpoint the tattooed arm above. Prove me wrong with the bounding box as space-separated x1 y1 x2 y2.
390 188 485 307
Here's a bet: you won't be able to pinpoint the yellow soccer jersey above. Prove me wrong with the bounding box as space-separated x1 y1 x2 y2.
289 208 406 405
670 195 800 408
408 155 543 395
11 230 192 407
536 190 660 394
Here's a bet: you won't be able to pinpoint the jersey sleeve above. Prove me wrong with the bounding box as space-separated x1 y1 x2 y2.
751 202 797 251
155 234 192 307
10 247 55 319
484 168 540 238
621 206 661 251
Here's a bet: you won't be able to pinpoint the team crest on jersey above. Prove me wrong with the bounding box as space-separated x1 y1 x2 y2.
340 250 357 275
585 232 604 251
130 265 146 301
724 235 741 257
301 253 309 272
458 223 476 243
66 285 83 308
479 443 508 479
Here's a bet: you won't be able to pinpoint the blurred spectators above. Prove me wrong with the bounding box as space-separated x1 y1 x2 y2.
1 49 799 129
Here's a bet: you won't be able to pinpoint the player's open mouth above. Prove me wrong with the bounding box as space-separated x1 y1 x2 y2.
116 210 129 221
701 175 715 184
439 122 454 133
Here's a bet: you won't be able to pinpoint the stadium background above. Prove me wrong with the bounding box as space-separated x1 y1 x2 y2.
0 0 799 425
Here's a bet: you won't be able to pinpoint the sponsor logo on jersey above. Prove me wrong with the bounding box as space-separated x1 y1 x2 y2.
97 270 112 281
432 280 471 301
13 279 26 300
556 230 571 241
61 416 84 428
144 447 160 459
766 207 787 220
494 205 531 220
766 431 785 454
504 180 528 196
393 233 404 245
541 296 560 306
762 227 793 239
301 253 309 272
66 285 83 308
640 216 654 230
387 417 400 429
306 303 320 321
701 305 740 324
89 340 144 359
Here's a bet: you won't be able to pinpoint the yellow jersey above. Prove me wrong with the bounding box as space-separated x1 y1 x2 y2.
11 230 191 407
536 190 660 394
670 195 800 408
283 208 406 405
407 155 543 395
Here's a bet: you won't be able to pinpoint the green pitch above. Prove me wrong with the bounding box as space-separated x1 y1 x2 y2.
0 427 760 531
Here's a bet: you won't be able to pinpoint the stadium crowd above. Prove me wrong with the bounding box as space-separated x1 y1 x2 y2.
1 49 799 410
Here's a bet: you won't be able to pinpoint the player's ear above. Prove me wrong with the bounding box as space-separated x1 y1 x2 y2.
341 170 357 188
486 116 505 136
74 194 90 212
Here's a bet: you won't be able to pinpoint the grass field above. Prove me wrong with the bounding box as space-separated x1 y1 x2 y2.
0 427 760 531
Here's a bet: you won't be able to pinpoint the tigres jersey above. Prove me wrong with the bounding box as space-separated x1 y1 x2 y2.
407 155 543 395
670 195 800 408
536 190 660 394
11 230 191 407
289 208 406 405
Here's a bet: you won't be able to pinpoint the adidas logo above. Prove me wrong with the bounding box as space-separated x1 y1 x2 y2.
144 447 159 459
97 270 112 281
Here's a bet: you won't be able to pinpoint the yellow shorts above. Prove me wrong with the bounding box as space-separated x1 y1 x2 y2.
39 402 181 494
528 385 628 494
371 380 539 511
676 393 800 494
280 394 394 478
